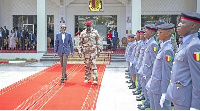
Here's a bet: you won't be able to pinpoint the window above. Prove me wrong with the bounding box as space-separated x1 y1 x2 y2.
75 15 117 40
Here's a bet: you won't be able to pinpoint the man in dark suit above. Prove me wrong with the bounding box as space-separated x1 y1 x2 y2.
2 26 9 49
54 25 74 83
112 27 118 51
28 30 36 50
0 27 3 50
20 27 26 50
2 26 9 39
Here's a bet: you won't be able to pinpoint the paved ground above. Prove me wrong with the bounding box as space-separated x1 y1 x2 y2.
0 61 141 110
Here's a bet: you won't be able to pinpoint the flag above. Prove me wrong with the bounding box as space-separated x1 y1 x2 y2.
126 30 132 34
153 47 157 51
194 52 200 61
166 55 171 62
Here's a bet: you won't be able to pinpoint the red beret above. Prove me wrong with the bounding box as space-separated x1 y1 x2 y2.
85 21 92 26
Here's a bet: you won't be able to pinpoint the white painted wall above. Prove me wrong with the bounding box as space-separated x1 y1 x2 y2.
197 0 200 13
142 0 197 15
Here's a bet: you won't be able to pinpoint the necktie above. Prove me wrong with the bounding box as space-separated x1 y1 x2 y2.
31 34 33 40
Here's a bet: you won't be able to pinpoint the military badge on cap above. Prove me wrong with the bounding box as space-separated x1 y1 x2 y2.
166 55 172 62
194 52 200 61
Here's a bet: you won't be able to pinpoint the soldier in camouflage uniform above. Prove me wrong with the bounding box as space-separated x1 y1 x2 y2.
78 21 102 84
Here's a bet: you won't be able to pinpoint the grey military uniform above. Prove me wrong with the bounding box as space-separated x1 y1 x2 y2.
146 39 174 110
128 41 137 75
135 40 147 90
166 33 200 110
135 40 146 70
125 42 132 61
138 36 159 108
125 41 134 75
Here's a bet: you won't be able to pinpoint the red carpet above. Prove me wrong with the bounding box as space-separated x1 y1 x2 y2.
0 64 106 110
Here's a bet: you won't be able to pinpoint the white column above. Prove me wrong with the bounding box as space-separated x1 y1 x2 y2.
37 0 47 53
131 0 141 34
197 0 200 13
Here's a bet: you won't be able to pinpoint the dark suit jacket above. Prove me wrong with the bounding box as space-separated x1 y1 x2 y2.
15 31 20 38
113 30 118 38
2 29 9 39
54 32 74 56
20 30 27 39
29 33 36 42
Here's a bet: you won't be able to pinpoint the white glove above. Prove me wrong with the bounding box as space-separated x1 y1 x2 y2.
190 107 198 110
130 62 132 67
159 93 166 108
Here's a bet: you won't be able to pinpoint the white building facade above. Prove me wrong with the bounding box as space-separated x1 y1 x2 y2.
0 0 199 59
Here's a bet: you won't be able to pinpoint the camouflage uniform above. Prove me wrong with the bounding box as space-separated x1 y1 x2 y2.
78 28 102 82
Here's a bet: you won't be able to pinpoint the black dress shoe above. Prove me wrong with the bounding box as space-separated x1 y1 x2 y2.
129 85 136 89
138 104 150 110
133 90 141 95
125 72 130 75
136 93 144 98
125 69 129 72
125 76 130 79
126 80 132 83
137 104 143 107
61 79 64 83
136 95 145 101
64 74 67 80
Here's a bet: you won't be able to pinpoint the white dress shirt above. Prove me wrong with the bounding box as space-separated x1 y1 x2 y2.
62 33 65 43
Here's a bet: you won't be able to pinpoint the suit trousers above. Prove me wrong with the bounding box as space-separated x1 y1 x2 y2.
21 37 25 50
59 50 68 79
0 37 3 49
112 37 117 50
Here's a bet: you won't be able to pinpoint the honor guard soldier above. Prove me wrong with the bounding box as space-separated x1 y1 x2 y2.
134 30 147 95
124 34 133 76
146 23 175 110
165 12 200 110
137 24 159 110
126 34 137 89
78 21 102 85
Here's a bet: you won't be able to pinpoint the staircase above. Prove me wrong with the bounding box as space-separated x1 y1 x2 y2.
40 53 126 63
40 53 59 61
111 54 126 62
